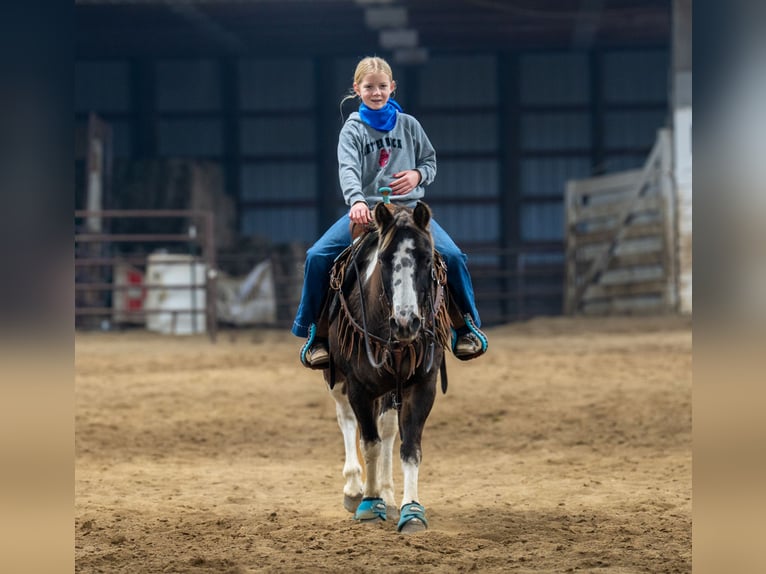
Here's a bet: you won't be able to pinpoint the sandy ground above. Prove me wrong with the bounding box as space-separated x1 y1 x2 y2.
75 315 691 573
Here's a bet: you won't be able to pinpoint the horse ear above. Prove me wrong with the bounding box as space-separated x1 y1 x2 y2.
413 201 431 230
374 201 394 229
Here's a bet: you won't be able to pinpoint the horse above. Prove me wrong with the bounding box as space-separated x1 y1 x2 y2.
323 200 451 533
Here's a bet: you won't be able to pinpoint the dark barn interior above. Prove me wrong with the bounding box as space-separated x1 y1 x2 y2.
75 0 678 329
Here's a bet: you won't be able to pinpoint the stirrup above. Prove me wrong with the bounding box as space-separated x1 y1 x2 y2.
299 324 328 369
451 314 488 361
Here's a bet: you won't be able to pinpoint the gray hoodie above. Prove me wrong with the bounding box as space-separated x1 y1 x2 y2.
337 111 437 209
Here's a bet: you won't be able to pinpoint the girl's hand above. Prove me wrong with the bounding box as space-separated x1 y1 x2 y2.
390 170 422 195
349 201 372 224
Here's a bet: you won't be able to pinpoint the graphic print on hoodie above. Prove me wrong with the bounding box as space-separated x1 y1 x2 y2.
378 148 390 168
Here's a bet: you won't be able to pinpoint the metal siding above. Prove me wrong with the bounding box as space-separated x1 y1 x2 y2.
240 162 316 201
602 50 669 103
155 60 221 111
241 207 316 244
521 203 564 241
603 155 646 172
520 52 589 105
240 117 316 155
419 55 497 107
523 252 565 265
334 57 359 104
239 59 314 111
75 61 130 113
521 113 591 150
520 157 591 197
110 120 132 158
78 118 132 159
603 110 667 148
421 113 497 154
430 204 499 244
157 119 223 156
430 159 499 198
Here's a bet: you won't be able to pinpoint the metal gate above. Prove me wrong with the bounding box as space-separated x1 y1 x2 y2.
75 210 218 341
564 129 677 314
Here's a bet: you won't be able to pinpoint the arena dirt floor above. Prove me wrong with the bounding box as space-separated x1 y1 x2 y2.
75 315 691 573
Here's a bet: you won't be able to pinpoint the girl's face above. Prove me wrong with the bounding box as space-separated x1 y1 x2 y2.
354 72 396 110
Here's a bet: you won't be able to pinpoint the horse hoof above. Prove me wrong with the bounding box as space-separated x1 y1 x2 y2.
397 502 428 533
399 518 427 534
343 493 363 513
386 504 399 519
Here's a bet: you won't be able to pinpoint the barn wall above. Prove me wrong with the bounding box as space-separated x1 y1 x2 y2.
75 47 671 323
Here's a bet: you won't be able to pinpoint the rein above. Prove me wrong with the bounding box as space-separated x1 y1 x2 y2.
352 253 388 370
349 249 444 415
331 236 449 384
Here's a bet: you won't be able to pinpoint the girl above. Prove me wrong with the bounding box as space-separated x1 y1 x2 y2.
292 56 487 368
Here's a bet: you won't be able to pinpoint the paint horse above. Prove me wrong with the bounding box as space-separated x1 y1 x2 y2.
324 200 451 533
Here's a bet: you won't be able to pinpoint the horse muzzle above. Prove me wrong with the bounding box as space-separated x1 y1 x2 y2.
389 313 422 343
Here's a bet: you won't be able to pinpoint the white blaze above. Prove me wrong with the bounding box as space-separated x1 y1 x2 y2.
391 238 418 320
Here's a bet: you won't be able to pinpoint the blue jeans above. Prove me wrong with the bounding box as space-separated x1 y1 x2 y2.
291 214 481 337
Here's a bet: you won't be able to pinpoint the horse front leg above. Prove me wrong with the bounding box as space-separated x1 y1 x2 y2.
349 391 388 522
377 406 399 517
329 383 363 513
397 379 437 533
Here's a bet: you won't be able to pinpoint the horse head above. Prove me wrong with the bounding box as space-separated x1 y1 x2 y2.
373 201 435 344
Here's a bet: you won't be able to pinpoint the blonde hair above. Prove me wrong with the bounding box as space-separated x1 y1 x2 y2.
339 56 395 117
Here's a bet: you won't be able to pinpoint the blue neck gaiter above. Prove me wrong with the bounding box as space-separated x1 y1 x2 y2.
358 99 403 132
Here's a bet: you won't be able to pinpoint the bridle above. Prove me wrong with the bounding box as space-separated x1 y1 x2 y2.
350 247 445 374
346 242 446 413
332 228 449 380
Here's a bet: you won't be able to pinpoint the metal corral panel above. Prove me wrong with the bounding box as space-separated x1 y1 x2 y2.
419 55 497 107
431 159 499 198
521 203 564 241
602 50 669 104
565 130 677 315
157 119 223 156
521 113 591 150
241 207 316 245
156 60 221 111
239 59 315 111
520 157 591 197
75 61 130 112
240 162 316 201
240 117 316 156
520 52 590 105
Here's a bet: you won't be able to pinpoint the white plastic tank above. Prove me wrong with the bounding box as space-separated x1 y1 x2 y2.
144 252 207 335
